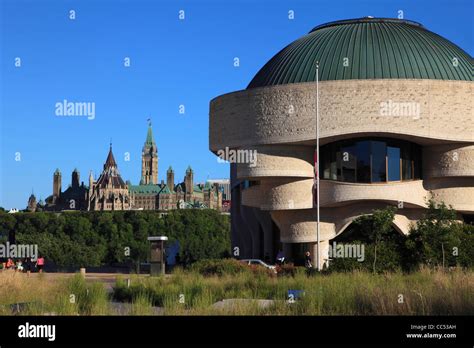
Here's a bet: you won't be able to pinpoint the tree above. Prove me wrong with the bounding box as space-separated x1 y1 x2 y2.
405 199 468 269
330 206 403 273
3 209 231 269
371 207 397 272
0 212 17 243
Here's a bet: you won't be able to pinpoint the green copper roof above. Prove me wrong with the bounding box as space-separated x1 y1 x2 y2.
248 17 472 89
161 185 172 194
146 123 155 145
130 182 176 195
130 184 162 194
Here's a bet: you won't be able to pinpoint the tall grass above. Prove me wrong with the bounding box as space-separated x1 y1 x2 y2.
0 267 472 315
113 267 474 315
0 272 110 315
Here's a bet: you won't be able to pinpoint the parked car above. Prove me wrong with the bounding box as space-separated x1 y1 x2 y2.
240 259 277 273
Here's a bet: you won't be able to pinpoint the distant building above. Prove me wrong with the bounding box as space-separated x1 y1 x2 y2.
207 179 231 200
87 145 132 211
27 193 37 212
129 123 222 211
44 168 88 211
32 122 223 212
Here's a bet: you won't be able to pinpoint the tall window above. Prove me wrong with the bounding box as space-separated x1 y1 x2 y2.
320 138 421 183
371 141 387 182
387 146 401 181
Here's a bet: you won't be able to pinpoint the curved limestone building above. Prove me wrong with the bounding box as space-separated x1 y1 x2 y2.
209 17 473 266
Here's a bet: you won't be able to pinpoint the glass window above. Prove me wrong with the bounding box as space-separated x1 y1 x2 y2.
413 146 422 179
341 145 356 182
371 141 387 182
387 146 401 181
355 141 371 183
401 145 412 180
402 158 412 180
320 137 421 184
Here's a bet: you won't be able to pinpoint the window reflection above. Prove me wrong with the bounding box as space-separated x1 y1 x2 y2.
387 146 401 181
320 138 421 183
371 140 387 182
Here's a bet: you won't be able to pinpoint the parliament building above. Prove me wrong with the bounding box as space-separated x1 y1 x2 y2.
30 123 222 212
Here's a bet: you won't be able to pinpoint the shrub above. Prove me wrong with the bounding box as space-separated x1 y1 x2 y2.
275 263 300 277
66 274 109 315
248 264 277 277
405 199 474 270
190 259 249 277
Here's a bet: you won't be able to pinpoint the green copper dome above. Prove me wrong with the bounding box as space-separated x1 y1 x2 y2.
248 17 472 89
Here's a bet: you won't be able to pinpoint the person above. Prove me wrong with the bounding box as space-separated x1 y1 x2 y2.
304 251 313 269
24 258 33 276
276 250 285 265
36 255 45 273
6 258 15 270
16 259 24 272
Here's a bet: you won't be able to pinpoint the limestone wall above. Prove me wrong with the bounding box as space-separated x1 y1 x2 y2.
210 79 473 151
210 79 473 246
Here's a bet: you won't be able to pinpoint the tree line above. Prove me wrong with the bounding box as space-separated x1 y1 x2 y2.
330 200 474 272
0 209 231 269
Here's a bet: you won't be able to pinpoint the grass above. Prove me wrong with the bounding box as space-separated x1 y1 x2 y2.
113 267 474 315
0 267 472 315
0 271 110 315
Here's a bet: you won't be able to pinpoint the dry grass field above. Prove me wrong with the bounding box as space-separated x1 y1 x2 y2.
0 267 472 315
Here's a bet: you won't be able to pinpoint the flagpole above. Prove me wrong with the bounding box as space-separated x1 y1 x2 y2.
316 61 320 272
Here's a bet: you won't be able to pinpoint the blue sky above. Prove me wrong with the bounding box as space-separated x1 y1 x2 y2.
0 0 472 209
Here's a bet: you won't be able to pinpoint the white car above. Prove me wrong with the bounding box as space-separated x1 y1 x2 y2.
240 259 277 273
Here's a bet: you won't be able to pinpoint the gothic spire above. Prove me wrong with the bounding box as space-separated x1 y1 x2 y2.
146 119 155 146
104 143 117 169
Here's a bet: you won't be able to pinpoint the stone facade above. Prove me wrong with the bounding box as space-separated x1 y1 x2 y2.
87 146 131 211
130 166 223 211
129 124 222 211
210 48 473 267
210 80 473 151
140 123 158 185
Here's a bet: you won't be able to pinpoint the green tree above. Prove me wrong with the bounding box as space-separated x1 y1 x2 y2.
406 199 469 269
0 212 17 243
4 209 231 269
370 207 397 272
330 206 403 273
